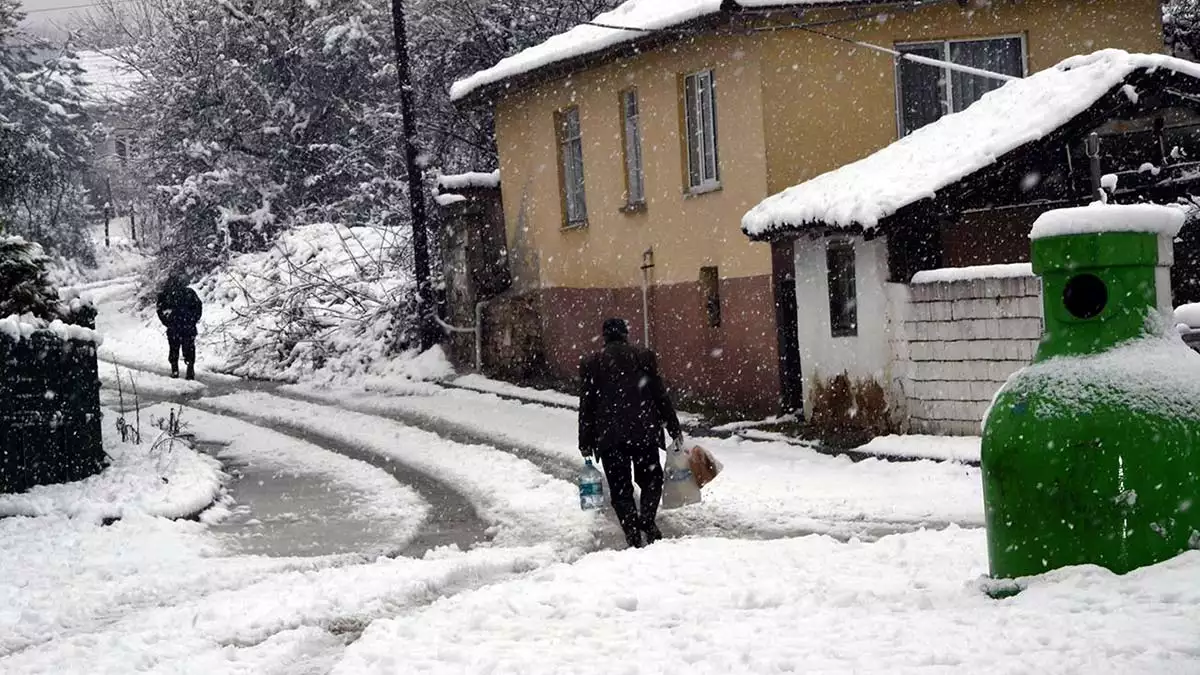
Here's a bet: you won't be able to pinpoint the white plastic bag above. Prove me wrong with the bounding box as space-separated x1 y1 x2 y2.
661 446 701 510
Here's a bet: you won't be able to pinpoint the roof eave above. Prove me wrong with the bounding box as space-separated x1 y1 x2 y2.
743 219 874 242
451 0 915 108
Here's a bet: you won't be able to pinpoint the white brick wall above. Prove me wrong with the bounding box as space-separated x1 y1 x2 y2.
901 275 1042 436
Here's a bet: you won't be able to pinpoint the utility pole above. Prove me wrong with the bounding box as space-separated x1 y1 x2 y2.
103 177 114 248
389 0 437 350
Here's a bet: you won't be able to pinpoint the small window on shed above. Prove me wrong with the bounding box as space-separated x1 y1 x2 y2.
827 241 857 337
700 266 721 327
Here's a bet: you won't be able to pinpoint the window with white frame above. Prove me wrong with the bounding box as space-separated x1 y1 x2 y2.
683 69 719 191
557 106 587 226
896 36 1025 136
621 89 645 206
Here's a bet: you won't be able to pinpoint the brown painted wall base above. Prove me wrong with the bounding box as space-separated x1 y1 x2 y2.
518 275 781 417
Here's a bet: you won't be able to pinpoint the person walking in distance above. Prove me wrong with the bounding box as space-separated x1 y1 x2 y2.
579 318 684 548
156 275 203 380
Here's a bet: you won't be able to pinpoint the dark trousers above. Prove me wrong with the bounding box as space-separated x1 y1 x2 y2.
167 331 196 372
600 443 663 534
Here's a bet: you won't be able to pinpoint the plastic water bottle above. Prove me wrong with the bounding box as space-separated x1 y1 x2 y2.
579 459 606 510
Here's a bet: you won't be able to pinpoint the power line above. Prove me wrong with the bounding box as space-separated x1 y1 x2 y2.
793 24 1016 83
23 0 134 15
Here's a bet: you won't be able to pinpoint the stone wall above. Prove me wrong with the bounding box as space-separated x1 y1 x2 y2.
480 294 548 382
901 274 1043 435
0 325 105 493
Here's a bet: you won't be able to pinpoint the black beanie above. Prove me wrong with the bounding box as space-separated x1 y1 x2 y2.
603 318 629 342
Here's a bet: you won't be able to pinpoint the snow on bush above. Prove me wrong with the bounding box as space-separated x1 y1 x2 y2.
0 415 223 522
196 222 448 385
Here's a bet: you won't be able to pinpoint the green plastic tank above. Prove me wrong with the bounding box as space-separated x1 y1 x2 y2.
982 204 1200 580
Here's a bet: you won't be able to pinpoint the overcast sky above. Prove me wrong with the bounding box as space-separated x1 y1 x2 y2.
18 0 93 40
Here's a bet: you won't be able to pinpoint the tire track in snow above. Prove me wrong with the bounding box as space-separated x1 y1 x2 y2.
186 400 492 557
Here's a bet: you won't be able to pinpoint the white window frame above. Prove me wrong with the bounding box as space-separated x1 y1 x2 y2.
621 88 646 207
684 69 720 192
894 34 1028 138
557 106 588 227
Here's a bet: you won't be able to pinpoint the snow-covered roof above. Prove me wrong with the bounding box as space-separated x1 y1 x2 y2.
742 50 1200 239
449 0 903 102
436 171 500 191
74 50 139 105
1029 203 1186 241
434 193 468 207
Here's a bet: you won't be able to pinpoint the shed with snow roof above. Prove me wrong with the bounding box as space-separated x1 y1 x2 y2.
744 49 1200 434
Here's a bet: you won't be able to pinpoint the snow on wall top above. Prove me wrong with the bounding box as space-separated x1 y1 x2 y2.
0 314 102 345
436 171 500 191
743 50 1200 238
910 262 1033 285
1029 203 1186 241
449 0 880 102
74 50 139 105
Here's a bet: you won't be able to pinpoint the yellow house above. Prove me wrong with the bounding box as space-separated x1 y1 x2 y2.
452 0 1164 418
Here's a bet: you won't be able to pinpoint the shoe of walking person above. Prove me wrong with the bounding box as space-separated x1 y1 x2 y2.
623 527 644 549
642 520 663 545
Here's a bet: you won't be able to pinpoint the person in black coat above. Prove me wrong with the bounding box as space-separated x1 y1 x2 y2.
579 317 683 548
156 275 203 380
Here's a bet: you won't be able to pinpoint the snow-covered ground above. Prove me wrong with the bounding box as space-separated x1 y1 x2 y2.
48 219 149 287
0 510 559 672
288 385 984 533
338 528 1200 674
858 434 982 464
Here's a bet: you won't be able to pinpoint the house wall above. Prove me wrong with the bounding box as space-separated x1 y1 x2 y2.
759 0 1164 196
794 234 904 412
902 275 1043 436
493 32 779 413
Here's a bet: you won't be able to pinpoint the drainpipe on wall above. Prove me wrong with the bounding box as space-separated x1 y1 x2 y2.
1086 132 1104 202
433 303 486 372
641 247 655 349
475 300 489 372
